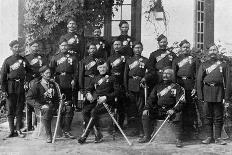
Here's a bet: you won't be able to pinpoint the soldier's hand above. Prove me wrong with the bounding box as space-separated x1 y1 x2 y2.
167 109 175 116
41 104 49 109
86 93 94 102
97 96 107 104
143 110 149 116
224 102 230 108
140 78 146 83
71 80 75 88
2 92 8 98
191 89 196 96
68 38 76 44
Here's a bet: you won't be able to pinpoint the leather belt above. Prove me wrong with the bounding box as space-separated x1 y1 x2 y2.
60 72 72 76
132 76 142 80
85 74 95 78
180 76 193 80
8 78 22 82
112 72 121 76
204 82 222 87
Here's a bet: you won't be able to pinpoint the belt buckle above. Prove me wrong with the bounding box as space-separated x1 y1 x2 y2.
89 75 94 78
61 72 66 75
114 72 120 76
210 83 215 86
161 106 166 110
182 76 187 80
15 79 20 82
158 70 163 73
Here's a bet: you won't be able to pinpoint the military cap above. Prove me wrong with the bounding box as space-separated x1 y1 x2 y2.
67 17 76 24
179 39 190 47
119 20 128 27
39 65 50 73
9 40 19 47
157 34 167 42
96 58 106 66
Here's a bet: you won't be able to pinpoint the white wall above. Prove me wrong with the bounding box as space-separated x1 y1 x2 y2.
215 0 232 55
0 0 18 66
141 0 194 58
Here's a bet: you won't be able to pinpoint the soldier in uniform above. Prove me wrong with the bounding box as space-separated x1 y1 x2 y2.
85 27 110 59
50 38 78 139
78 59 120 144
26 66 59 143
107 39 127 128
172 40 200 139
1 40 31 138
197 45 229 145
143 34 176 90
115 20 134 57
138 68 185 148
60 18 85 60
124 41 148 136
25 40 49 131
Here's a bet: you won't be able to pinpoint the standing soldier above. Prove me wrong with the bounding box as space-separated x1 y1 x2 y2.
172 40 200 139
143 34 176 90
78 59 120 144
197 45 229 145
124 41 148 136
50 38 78 139
1 40 31 138
85 27 111 59
139 68 185 148
60 17 85 60
25 40 49 131
115 20 134 57
26 66 60 143
107 39 127 129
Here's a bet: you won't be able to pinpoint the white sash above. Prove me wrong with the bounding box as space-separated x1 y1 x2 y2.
129 60 140 70
206 61 221 74
178 56 193 68
157 84 175 97
97 75 109 86
85 61 96 70
57 57 67 65
111 56 125 67
156 51 170 62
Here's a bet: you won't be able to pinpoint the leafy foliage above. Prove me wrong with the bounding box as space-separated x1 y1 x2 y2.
24 0 123 43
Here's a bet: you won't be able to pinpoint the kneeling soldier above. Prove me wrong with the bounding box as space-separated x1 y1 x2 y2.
26 66 59 143
139 67 185 148
78 59 120 144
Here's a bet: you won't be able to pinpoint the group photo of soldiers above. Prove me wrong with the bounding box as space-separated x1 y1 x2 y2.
1 17 232 149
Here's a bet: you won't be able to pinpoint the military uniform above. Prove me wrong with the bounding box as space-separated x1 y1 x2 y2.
26 79 59 142
0 54 31 134
124 55 148 135
141 81 185 143
115 35 134 57
107 52 127 127
50 51 78 135
25 52 49 130
197 58 229 141
172 53 200 138
85 36 111 59
60 32 85 60
79 74 120 143
145 49 176 89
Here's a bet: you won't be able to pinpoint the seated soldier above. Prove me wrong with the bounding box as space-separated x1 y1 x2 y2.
139 67 185 148
26 66 59 143
78 59 120 144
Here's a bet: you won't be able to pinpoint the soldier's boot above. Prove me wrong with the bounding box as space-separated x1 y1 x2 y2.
7 117 16 138
43 119 52 143
94 126 103 143
127 118 140 137
62 117 75 139
27 107 33 131
202 124 214 144
215 123 227 145
78 119 95 144
176 139 183 148
16 117 25 138
138 115 151 143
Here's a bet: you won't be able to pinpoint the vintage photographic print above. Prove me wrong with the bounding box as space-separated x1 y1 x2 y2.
0 0 232 154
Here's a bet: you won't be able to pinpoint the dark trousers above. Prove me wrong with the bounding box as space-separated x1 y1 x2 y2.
6 93 25 131
27 104 35 129
127 90 145 132
142 110 182 140
203 102 224 139
60 88 74 132
82 101 107 130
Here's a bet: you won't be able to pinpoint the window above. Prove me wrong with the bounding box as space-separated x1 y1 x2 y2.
111 0 132 36
196 0 204 49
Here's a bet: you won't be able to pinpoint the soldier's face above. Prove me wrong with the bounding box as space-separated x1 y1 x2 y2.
67 20 77 32
59 42 68 52
181 43 190 54
88 45 97 55
120 23 129 34
113 41 122 51
133 44 143 56
11 44 20 54
42 69 51 81
97 63 108 75
208 45 218 55
93 29 101 37
162 69 173 81
30 43 39 52
158 38 168 49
